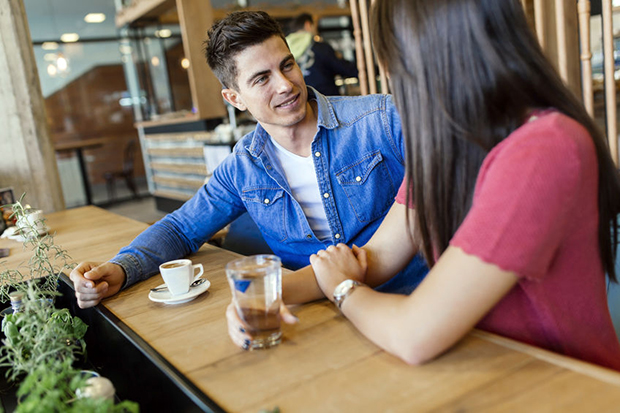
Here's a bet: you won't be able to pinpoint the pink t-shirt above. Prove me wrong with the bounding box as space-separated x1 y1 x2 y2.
395 111 620 371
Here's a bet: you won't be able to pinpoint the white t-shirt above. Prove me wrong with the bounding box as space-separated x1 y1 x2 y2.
269 137 331 241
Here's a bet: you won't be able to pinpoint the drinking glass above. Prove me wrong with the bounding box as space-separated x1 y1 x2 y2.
226 255 282 349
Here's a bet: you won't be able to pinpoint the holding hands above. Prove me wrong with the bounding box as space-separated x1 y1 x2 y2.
309 244 367 302
226 243 367 350
70 262 126 309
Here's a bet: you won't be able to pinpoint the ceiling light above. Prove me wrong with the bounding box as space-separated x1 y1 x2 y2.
47 64 57 77
181 58 190 69
151 56 160 67
56 55 68 71
60 33 80 43
44 53 57 61
84 13 106 23
155 29 172 38
41 42 58 50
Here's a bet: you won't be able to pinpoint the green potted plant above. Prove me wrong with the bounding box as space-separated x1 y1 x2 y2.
0 196 138 412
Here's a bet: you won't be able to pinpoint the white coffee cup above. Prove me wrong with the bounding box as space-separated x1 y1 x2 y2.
17 209 47 236
159 259 204 296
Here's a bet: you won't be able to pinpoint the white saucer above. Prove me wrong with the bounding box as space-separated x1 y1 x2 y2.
2 226 49 242
148 279 211 304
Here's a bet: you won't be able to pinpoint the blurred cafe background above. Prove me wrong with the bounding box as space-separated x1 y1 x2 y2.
1 0 619 224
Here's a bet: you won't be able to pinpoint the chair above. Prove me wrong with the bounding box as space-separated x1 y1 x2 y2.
103 140 139 202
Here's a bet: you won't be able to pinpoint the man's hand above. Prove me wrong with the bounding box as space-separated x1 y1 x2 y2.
226 302 298 350
310 244 368 301
69 262 126 309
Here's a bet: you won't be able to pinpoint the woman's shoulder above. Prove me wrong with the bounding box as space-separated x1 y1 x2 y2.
488 110 596 170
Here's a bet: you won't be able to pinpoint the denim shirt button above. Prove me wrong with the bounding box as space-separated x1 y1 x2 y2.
323 193 329 198
264 198 270 204
315 151 321 157
306 234 312 239
334 233 341 239
355 176 362 182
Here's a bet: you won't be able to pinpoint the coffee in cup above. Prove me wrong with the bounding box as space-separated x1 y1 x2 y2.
159 259 204 296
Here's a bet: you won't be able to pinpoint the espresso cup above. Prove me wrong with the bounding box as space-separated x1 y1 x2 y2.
159 259 204 296
17 209 47 237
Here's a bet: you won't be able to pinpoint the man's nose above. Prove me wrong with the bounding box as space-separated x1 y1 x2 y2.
275 72 294 93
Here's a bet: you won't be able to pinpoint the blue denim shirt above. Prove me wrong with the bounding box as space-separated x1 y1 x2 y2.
112 88 426 290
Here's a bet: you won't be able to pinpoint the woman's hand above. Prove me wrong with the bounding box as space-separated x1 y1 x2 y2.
226 302 298 350
309 244 368 301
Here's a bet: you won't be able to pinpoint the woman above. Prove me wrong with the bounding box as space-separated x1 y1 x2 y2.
227 0 620 370
307 0 620 369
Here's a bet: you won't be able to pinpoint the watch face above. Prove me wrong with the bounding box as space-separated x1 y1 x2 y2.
334 279 354 297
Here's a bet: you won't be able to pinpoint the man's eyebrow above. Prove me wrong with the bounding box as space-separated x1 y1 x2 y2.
245 54 296 87
280 54 294 67
246 69 270 87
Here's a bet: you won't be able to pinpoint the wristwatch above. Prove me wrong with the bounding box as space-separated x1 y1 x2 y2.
333 279 363 310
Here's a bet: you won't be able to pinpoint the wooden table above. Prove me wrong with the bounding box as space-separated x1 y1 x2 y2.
54 138 109 205
2 206 620 412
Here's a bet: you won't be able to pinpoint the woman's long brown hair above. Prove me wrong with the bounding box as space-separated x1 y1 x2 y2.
371 0 620 281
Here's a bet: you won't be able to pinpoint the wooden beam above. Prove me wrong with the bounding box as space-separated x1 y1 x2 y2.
555 0 569 82
349 0 368 95
0 0 64 212
534 0 546 49
577 0 594 117
176 0 227 120
115 0 175 28
602 0 618 165
212 5 352 20
358 0 376 94
538 1 581 98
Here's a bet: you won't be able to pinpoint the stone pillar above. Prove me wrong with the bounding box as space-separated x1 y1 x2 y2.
0 0 64 212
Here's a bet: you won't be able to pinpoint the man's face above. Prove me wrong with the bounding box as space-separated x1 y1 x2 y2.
221 36 308 134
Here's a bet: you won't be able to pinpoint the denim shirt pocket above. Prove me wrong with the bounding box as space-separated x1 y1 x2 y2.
336 151 395 223
241 187 288 242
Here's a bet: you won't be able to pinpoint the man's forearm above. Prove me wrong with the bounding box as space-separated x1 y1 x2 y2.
283 265 325 304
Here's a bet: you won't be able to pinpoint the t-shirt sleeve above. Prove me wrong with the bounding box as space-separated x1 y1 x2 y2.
395 177 410 206
450 117 590 280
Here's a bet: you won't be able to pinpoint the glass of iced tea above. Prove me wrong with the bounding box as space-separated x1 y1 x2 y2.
226 255 282 349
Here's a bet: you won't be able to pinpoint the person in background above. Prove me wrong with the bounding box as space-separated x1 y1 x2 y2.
228 0 620 371
285 13 358 96
70 11 428 310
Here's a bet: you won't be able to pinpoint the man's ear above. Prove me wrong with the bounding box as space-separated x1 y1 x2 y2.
221 88 247 111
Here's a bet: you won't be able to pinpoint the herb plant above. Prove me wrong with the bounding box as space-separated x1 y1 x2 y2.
0 196 139 411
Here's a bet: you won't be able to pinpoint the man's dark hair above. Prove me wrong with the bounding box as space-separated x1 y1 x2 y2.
288 13 313 34
204 11 287 90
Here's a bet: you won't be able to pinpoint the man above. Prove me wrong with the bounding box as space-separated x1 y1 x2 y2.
70 11 426 309
286 13 358 96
